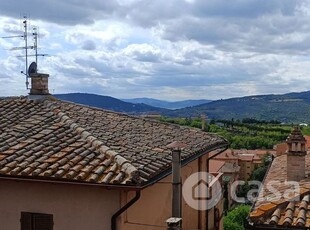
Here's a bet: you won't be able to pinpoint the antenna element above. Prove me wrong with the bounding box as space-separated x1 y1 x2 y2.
1 15 47 89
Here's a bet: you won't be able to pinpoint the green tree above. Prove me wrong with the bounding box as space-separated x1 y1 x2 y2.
251 166 267 182
224 219 244 230
236 182 251 198
224 205 251 230
158 116 291 150
251 154 272 182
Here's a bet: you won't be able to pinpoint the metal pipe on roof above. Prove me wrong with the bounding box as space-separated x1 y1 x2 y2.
171 148 182 220
198 156 202 229
141 143 229 189
166 141 187 230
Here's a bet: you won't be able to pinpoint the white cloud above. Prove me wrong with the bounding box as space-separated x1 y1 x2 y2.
0 0 310 101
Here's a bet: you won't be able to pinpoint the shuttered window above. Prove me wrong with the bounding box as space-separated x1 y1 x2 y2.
21 212 53 230
21 212 32 230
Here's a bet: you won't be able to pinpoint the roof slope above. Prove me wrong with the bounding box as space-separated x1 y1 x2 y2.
0 97 228 187
249 154 310 228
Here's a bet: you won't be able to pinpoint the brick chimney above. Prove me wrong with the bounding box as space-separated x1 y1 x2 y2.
286 126 307 181
29 73 49 95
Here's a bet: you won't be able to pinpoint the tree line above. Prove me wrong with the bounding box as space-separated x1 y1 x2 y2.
159 117 293 149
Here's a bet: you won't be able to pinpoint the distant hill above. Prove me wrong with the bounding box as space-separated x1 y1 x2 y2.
121 98 212 109
163 91 310 123
54 93 168 114
54 91 310 123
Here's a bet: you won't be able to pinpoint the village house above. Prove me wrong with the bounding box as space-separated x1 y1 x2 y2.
248 127 310 229
0 73 229 230
214 149 275 181
210 155 240 209
210 148 275 209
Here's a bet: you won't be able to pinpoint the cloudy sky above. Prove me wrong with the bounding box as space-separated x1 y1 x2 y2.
0 0 310 100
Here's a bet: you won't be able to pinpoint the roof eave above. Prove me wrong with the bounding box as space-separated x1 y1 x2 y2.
0 174 142 191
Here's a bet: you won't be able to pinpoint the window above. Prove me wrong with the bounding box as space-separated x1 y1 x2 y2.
21 212 53 230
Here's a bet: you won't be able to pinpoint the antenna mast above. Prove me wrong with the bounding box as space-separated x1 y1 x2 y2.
1 16 47 89
33 27 38 65
1 16 31 88
23 16 29 88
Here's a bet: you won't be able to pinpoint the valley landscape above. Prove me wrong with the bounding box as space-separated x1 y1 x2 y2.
55 90 310 124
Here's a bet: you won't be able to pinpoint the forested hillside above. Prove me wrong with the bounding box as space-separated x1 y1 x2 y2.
163 91 310 123
54 93 168 114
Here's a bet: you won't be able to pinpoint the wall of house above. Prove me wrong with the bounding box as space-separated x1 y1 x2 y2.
224 171 239 209
0 179 120 230
245 161 254 180
119 153 224 230
238 161 246 180
239 160 256 181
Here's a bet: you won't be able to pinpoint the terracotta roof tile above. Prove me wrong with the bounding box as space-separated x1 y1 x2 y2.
0 97 228 186
249 151 310 228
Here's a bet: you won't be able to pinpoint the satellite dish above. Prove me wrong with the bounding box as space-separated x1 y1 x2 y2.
28 62 37 76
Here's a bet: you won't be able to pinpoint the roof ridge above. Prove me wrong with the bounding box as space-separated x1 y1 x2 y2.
43 100 141 184
53 97 210 132
53 97 132 116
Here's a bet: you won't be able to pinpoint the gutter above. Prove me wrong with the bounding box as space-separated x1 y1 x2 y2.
109 144 228 230
0 174 140 191
206 146 229 230
111 191 141 230
109 142 228 230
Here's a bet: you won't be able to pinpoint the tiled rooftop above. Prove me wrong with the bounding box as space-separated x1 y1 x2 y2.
263 196 310 227
248 154 310 228
211 149 274 162
0 97 228 187
210 149 238 160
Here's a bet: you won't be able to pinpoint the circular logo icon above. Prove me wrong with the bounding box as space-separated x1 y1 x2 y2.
182 172 222 210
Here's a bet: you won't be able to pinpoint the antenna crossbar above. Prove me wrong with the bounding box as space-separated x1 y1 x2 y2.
1 15 48 89
16 54 48 58
1 35 24 39
11 46 34 50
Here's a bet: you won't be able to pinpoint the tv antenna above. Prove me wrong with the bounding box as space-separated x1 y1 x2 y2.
1 15 48 89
